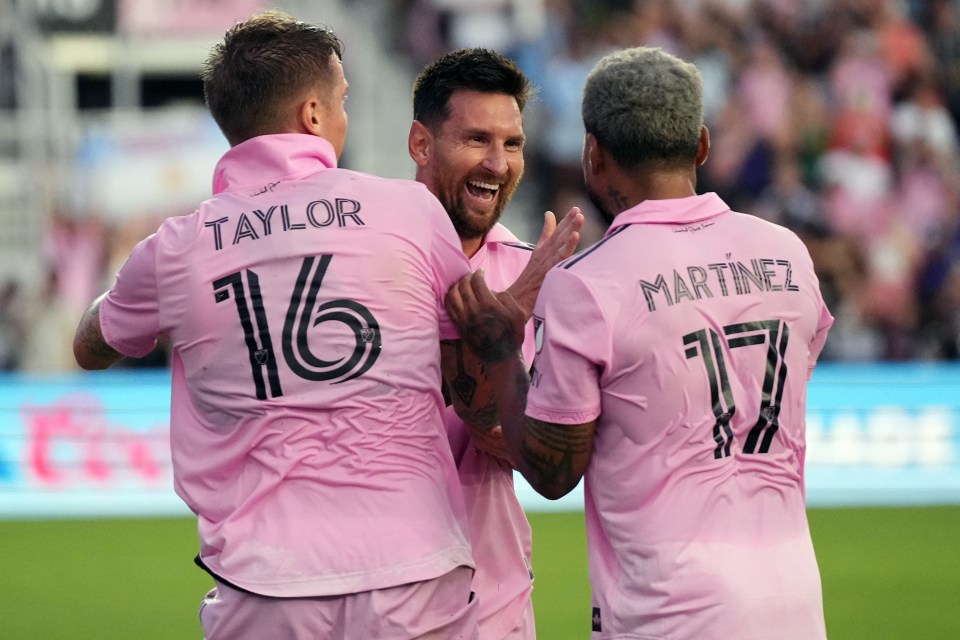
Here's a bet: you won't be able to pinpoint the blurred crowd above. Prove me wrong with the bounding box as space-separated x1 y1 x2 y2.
2 0 960 372
391 0 960 362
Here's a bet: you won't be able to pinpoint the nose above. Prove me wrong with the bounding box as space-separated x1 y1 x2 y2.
481 146 509 177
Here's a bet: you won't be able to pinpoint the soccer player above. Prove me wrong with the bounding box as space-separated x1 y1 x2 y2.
447 46 834 639
72 11 480 640
408 48 583 639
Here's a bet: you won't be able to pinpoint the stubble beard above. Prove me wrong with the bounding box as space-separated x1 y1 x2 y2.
586 182 617 226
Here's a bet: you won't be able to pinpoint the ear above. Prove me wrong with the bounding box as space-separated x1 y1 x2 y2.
583 133 604 178
408 120 432 168
298 96 325 137
695 125 710 167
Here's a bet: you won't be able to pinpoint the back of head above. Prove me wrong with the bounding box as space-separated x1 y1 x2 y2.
412 48 532 130
201 10 343 146
582 47 703 171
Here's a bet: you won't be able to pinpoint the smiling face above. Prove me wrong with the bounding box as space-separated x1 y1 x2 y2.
416 89 525 251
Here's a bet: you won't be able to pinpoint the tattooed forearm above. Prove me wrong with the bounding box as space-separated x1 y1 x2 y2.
440 340 500 429
495 365 595 499
517 417 594 499
449 341 477 406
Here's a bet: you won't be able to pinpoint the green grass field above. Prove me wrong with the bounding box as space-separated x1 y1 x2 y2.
1 506 958 639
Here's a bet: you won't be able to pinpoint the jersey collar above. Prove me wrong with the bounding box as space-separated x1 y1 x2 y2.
483 222 521 245
212 134 338 195
606 192 730 235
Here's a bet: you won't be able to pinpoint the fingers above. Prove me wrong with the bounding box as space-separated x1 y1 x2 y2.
445 275 467 325
560 206 584 232
466 269 501 308
535 210 558 247
543 206 583 261
446 270 501 326
557 206 584 238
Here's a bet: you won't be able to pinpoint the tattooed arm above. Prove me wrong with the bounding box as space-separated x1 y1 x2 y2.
73 294 124 370
440 338 515 465
485 350 595 499
446 270 596 499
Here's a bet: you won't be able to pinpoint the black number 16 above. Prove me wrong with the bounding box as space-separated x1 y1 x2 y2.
213 255 381 400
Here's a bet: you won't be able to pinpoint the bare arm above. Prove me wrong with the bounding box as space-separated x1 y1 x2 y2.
73 294 124 370
506 208 584 319
447 270 596 499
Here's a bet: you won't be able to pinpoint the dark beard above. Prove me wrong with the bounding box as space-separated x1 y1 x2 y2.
446 196 502 241
586 183 617 226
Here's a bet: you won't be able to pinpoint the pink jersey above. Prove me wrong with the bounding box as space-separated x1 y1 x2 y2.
98 134 474 597
526 193 833 639
444 223 536 639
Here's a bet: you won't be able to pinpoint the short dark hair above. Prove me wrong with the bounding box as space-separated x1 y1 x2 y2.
412 48 532 129
200 10 343 146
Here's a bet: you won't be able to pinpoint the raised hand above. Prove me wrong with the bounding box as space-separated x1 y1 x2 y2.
507 207 584 318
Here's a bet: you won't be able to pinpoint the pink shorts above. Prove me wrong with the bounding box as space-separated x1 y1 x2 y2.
199 566 478 640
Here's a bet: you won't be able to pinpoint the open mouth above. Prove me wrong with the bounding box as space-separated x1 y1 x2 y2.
465 180 500 203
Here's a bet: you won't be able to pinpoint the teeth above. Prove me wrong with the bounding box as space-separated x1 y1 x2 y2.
468 180 499 192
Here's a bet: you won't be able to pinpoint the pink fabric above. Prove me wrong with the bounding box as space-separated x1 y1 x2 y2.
199 566 478 640
444 223 536 640
526 193 833 639
99 134 474 597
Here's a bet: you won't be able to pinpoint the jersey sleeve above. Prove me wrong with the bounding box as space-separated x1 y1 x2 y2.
525 268 608 424
807 298 834 379
422 191 471 341
98 232 162 358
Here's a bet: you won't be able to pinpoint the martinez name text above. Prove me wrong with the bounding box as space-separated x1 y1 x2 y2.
640 258 799 312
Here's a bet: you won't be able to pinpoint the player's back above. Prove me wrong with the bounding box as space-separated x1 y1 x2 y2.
111 135 473 598
543 193 831 638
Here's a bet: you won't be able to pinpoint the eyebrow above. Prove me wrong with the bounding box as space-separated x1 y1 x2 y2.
461 127 526 143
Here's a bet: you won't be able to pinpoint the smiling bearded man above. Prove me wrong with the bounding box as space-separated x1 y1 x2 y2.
408 48 583 640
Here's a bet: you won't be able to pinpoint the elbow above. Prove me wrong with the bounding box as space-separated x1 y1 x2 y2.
73 346 107 371
537 482 578 502
72 334 115 371
524 473 581 501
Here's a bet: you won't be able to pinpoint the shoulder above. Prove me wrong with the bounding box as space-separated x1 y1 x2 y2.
556 223 630 272
356 174 446 214
338 170 437 198
732 211 815 260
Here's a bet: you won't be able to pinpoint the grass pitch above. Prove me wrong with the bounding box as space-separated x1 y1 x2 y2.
0 506 957 639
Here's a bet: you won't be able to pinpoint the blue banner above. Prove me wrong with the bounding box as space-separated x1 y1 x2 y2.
1 364 958 518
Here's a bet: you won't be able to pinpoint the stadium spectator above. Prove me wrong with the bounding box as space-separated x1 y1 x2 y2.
72 10 483 640
408 47 583 639
446 46 833 639
12 0 960 368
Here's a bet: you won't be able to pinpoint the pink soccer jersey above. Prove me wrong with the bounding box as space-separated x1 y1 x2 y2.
526 193 833 639
443 223 536 639
98 134 474 597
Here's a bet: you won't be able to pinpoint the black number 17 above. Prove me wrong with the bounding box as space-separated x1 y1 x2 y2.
683 320 789 458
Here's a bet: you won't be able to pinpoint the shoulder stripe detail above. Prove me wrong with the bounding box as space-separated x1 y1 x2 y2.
500 241 535 252
561 224 629 269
